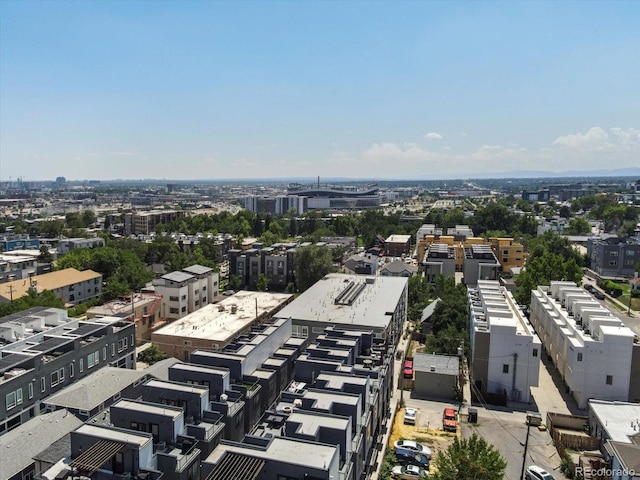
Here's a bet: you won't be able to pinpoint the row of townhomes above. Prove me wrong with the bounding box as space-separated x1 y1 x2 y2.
529 281 640 409
1 274 408 480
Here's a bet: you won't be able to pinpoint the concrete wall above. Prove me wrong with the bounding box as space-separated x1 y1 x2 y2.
414 371 457 399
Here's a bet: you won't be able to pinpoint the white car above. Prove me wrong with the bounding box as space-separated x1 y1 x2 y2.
525 465 555 480
391 464 428 479
404 408 416 425
393 439 432 458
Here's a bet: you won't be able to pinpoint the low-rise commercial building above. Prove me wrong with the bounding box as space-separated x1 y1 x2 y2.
151 291 293 361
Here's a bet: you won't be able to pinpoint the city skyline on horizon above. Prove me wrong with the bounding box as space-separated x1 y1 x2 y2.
1 1 639 182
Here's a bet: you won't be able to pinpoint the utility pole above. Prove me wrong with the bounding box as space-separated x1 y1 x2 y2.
520 412 542 479
6 285 15 303
519 421 532 480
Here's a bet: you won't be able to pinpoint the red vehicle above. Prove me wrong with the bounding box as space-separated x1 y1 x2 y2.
403 360 413 379
443 408 457 432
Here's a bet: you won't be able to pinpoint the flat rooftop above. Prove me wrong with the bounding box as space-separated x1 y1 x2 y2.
206 436 338 470
274 274 406 330
153 291 292 341
590 400 640 443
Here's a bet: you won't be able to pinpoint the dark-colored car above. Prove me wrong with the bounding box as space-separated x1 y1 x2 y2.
396 448 430 468
593 290 605 300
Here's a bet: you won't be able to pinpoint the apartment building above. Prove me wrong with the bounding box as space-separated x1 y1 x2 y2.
152 264 219 322
588 236 640 278
0 253 38 283
0 268 103 305
228 243 297 289
86 292 163 343
274 273 408 348
0 308 136 434
488 237 526 274
462 244 501 286
56 236 105 255
469 281 541 403
0 234 40 252
529 282 640 409
124 210 185 235
384 234 412 257
424 243 457 282
151 292 293 360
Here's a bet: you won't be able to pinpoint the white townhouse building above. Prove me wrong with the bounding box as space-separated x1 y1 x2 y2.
152 265 219 322
529 282 640 409
469 280 541 403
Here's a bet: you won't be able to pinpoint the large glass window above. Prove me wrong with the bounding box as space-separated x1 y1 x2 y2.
5 389 23 410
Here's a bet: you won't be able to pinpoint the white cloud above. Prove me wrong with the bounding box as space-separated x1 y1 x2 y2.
552 127 609 150
349 125 639 178
424 132 443 140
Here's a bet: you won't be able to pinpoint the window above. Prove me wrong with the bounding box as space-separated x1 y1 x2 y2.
41 377 46 392
502 364 509 374
169 296 179 302
202 286 207 291
88 351 100 368
70 363 74 377
184 340 192 346
28 383 33 399
609 261 618 266
51 370 60 387
532 348 538 357
6 389 23 410
577 353 583 362
112 344 116 356
610 251 619 257
194 289 199 295
626 250 635 256
118 338 128 353
606 375 613 385
181 294 187 300
131 334 134 346
181 306 187 313
169 307 179 314
80 358 84 372
292 325 309 338
103 347 107 360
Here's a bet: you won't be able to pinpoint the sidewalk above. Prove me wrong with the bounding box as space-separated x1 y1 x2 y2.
370 321 412 480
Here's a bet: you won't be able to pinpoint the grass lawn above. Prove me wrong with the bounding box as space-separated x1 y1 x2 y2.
609 281 640 312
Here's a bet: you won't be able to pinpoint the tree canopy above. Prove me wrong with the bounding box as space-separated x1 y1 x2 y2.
294 245 336 292
515 231 585 305
430 433 507 480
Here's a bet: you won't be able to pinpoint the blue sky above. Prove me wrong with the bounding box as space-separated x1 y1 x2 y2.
1 0 638 181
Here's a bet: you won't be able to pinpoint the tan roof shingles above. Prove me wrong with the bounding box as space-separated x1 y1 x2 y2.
0 268 102 301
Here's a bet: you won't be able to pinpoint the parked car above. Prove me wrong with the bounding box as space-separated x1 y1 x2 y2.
442 408 457 432
584 284 595 293
395 449 430 468
525 465 555 480
403 360 414 379
394 439 432 458
391 464 428 479
593 290 605 300
403 408 416 425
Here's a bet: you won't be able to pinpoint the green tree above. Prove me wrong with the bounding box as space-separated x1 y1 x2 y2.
137 344 168 365
565 218 591 235
229 274 243 291
256 273 269 291
430 433 507 480
37 245 54 263
515 231 584 305
294 245 336 292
